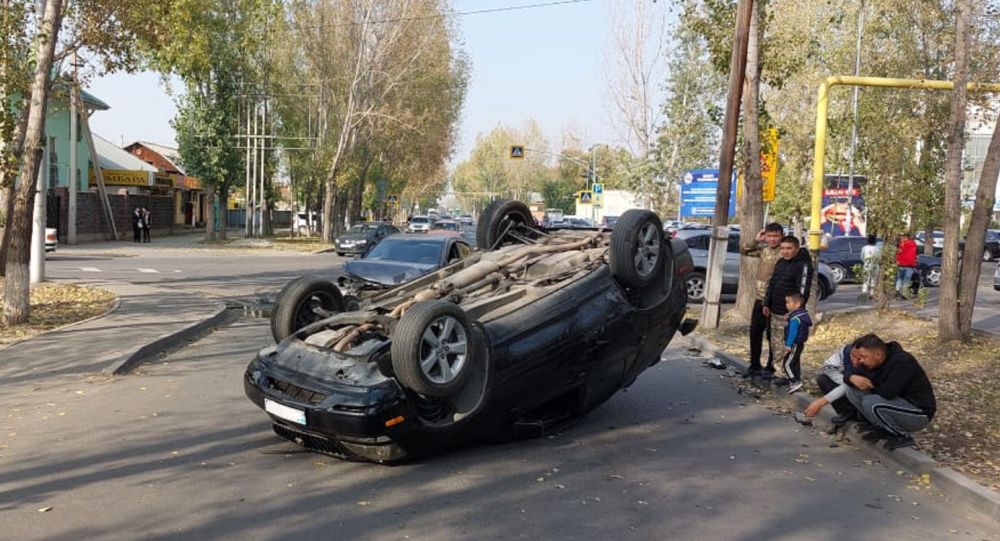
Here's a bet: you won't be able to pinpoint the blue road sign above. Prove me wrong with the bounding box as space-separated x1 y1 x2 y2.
593 183 603 195
680 169 736 218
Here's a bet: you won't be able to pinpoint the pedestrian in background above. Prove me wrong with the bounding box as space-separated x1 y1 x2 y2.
132 207 143 243
895 233 917 297
763 235 814 381
141 207 152 243
861 235 881 298
741 222 785 378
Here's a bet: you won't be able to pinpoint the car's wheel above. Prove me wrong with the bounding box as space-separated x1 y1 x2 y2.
828 263 847 284
476 199 534 250
609 209 665 288
685 271 706 302
983 248 992 262
923 265 942 287
818 276 831 300
391 300 477 397
336 251 345 257
270 276 346 343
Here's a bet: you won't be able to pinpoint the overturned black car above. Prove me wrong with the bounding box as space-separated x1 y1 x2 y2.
245 200 696 463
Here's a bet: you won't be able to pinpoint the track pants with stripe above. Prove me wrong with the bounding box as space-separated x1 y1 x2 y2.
780 343 804 381
845 387 930 436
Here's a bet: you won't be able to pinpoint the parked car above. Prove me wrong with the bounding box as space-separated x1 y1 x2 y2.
819 236 941 287
675 229 837 302
45 227 57 252
334 223 399 257
959 229 1000 262
407 215 433 233
915 230 944 249
427 219 462 237
458 215 474 226
246 200 695 463
600 215 620 229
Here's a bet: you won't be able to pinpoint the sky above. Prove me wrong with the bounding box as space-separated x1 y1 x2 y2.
85 0 659 165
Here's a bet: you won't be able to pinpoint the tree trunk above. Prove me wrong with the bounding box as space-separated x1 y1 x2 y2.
218 186 228 240
731 4 763 324
923 224 934 255
322 178 336 242
957 117 1000 337
0 184 13 277
3 0 63 326
205 190 216 241
938 0 971 342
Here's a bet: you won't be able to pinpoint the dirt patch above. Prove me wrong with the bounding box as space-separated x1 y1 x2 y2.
699 308 1000 492
0 279 117 346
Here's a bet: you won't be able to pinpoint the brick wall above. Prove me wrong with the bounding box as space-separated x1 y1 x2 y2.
53 188 176 242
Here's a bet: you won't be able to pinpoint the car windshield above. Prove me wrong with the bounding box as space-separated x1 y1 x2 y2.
411 217 429 224
432 222 459 231
347 224 375 233
364 238 442 265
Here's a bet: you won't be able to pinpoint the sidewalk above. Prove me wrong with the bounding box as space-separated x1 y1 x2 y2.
0 281 227 393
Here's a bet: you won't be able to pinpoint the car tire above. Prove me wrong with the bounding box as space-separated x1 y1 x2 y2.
271 276 346 343
818 276 831 300
391 300 477 397
336 252 345 257
476 199 533 250
923 265 942 287
983 249 992 262
828 263 847 284
685 271 706 303
609 209 666 288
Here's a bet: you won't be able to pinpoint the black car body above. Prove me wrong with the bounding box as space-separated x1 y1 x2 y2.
819 236 941 287
334 223 400 256
246 202 693 463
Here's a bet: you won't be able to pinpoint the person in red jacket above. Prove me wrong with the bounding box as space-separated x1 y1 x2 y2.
895 233 918 296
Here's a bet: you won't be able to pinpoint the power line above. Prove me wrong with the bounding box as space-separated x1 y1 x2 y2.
293 0 599 29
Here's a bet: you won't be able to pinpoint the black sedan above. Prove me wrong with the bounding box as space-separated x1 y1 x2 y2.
334 223 400 256
245 200 695 463
820 236 941 287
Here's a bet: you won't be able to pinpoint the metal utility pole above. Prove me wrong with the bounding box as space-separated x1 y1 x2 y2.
701 0 754 329
258 97 266 237
244 95 251 238
68 49 78 245
844 0 865 237
250 98 258 237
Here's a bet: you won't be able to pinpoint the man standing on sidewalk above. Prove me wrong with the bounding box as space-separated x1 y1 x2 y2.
845 334 936 451
895 233 918 297
763 235 813 379
741 223 785 378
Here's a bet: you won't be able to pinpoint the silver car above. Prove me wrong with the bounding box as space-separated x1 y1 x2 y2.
674 229 837 302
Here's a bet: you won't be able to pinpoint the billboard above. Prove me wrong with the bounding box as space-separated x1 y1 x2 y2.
821 174 867 236
681 169 736 218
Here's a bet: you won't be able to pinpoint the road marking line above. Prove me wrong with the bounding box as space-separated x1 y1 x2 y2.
137 268 160 273
79 267 102 272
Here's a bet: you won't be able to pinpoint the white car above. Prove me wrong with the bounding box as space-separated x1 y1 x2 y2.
45 227 57 252
407 215 432 233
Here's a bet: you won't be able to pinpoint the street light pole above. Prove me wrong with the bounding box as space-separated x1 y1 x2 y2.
844 0 865 237
702 0 754 329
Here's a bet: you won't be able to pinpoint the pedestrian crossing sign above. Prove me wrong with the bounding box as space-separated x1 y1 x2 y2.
578 190 593 204
387 194 399 205
510 145 525 159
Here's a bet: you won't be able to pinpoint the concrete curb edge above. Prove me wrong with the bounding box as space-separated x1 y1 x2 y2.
103 303 237 376
686 332 1000 523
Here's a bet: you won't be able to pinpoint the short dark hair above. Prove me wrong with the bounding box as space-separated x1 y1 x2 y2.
785 292 805 304
853 333 887 353
780 235 800 247
765 222 784 233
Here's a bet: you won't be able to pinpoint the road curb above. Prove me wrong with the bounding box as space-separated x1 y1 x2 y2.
103 303 239 376
0 295 122 352
686 332 1000 523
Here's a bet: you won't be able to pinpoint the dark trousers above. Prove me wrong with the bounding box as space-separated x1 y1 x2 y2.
781 343 804 381
815 373 856 416
133 225 141 242
142 226 150 242
749 300 771 370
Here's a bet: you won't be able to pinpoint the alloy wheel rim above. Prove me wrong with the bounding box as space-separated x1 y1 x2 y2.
419 316 468 384
633 222 661 278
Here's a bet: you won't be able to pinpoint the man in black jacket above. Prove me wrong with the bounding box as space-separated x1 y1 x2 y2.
845 334 937 450
763 235 813 379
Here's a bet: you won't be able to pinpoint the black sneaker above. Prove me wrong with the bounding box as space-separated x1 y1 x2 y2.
862 428 891 442
854 421 876 434
742 367 762 379
772 377 790 386
830 411 856 425
883 435 915 451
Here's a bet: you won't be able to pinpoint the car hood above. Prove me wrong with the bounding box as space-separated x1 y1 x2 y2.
344 259 437 286
338 233 373 242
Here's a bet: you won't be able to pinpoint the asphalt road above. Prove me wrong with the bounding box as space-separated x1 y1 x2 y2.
2 319 996 540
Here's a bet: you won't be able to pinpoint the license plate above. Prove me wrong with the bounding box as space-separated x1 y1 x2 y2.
264 398 306 425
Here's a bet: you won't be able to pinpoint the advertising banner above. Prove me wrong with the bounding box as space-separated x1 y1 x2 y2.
821 174 867 236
